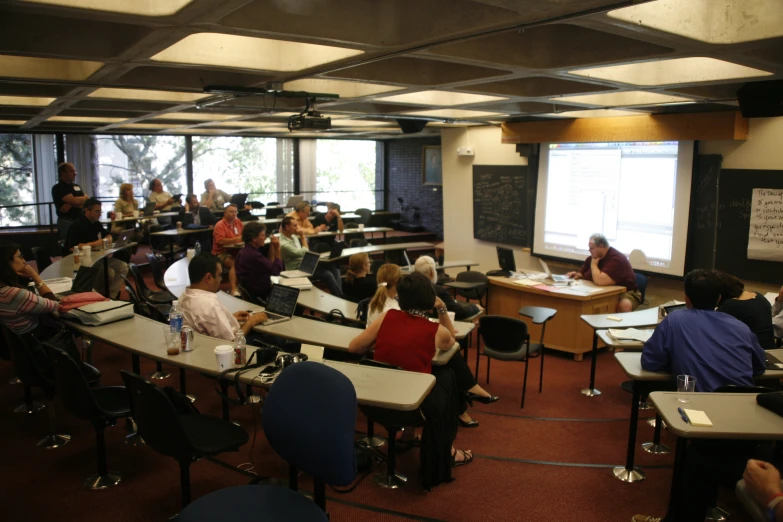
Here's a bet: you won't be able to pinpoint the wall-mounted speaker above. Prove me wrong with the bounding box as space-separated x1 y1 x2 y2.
737 80 783 118
396 119 428 134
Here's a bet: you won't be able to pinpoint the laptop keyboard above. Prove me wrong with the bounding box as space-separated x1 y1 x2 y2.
261 312 284 324
766 353 783 370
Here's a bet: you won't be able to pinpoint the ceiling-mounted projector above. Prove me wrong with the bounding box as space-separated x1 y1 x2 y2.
288 109 331 131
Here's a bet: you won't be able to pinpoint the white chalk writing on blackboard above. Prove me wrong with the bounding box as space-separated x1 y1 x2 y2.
747 188 783 261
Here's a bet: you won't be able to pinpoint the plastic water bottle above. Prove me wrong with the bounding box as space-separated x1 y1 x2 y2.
169 300 183 334
194 241 201 255
233 328 246 365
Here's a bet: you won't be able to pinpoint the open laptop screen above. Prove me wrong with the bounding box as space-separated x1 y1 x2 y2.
297 251 319 275
265 285 300 317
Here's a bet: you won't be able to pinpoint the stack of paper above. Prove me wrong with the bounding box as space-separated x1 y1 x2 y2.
44 277 73 295
607 328 654 343
683 409 713 427
512 279 545 287
279 277 312 290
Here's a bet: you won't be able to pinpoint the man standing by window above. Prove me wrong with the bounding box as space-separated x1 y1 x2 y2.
51 162 89 240
212 204 243 297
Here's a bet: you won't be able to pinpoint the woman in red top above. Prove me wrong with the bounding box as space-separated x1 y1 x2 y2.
350 272 472 489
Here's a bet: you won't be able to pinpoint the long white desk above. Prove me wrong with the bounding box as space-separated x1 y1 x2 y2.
40 243 137 297
580 307 659 397
216 292 460 365
63 313 434 411
320 241 435 262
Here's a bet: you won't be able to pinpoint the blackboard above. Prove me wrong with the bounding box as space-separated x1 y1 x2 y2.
472 165 533 247
685 154 722 272
715 169 783 283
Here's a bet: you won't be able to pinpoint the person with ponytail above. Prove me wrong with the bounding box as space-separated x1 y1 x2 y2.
342 252 377 303
367 263 402 325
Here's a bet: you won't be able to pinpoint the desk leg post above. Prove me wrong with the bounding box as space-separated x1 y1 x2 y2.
220 380 230 421
642 413 670 455
664 437 688 521
612 381 645 482
82 337 95 366
180 368 196 403
131 354 140 374
580 332 601 397
103 257 110 299
474 332 481 382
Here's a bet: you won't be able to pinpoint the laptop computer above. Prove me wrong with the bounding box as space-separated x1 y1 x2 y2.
403 251 413 270
540 259 570 283
258 284 300 325
285 195 304 208
281 251 319 278
765 352 783 370
142 202 157 216
230 193 248 208
113 228 134 248
320 241 345 260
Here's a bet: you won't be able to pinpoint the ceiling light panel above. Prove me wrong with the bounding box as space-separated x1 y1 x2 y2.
0 120 27 125
608 0 783 44
152 112 237 121
377 90 506 106
0 55 102 81
48 116 126 122
401 108 505 118
283 79 403 98
151 33 364 72
206 121 287 128
569 57 772 86
0 96 54 106
114 123 184 129
88 88 208 103
331 120 395 127
541 109 644 118
552 91 694 107
20 0 195 16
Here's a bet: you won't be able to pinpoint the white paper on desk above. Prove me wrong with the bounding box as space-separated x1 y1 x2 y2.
683 409 713 427
549 285 604 296
512 279 545 287
607 328 654 343
44 278 73 294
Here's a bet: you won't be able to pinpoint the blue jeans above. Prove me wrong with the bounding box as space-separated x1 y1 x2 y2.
314 263 342 297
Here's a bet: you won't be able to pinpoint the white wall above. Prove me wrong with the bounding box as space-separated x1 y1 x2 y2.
440 117 783 307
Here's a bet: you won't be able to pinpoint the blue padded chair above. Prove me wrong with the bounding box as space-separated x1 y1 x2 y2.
176 362 357 521
635 273 648 305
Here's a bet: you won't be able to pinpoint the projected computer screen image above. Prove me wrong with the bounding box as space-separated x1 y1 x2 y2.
533 141 693 277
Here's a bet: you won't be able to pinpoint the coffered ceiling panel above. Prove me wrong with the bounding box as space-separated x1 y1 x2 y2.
465 76 611 98
430 24 673 70
70 100 179 112
113 66 275 91
324 57 509 85
478 101 566 115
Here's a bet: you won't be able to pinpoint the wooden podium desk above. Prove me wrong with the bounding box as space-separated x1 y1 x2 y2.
487 276 625 360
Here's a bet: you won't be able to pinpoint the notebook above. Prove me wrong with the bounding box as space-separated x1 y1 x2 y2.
682 409 713 427
281 251 319 278
259 284 300 325
279 277 313 290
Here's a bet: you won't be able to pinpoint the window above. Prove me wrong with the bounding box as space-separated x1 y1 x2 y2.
192 137 292 203
0 134 36 226
95 135 187 201
313 139 382 210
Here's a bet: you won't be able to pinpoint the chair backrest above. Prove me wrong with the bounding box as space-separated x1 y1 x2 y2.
265 207 284 219
715 384 772 394
3 327 50 390
129 263 156 300
479 316 529 352
349 238 367 248
148 224 171 251
262 362 357 487
355 208 372 225
311 242 331 254
45 344 100 420
356 298 370 323
267 201 279 206
120 371 193 461
145 253 168 290
249 201 264 209
31 246 52 273
635 273 648 304
455 270 488 299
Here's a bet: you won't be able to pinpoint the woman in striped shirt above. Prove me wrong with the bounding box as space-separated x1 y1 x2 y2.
0 241 59 336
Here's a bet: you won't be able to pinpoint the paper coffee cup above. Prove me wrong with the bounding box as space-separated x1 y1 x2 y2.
447 311 456 324
214 345 234 371
358 223 365 231
186 249 195 260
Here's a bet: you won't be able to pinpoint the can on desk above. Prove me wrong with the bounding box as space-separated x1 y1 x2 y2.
234 344 246 366
181 326 194 352
176 221 183 231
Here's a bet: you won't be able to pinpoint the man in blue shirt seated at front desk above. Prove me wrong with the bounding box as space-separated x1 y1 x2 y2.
634 268 766 522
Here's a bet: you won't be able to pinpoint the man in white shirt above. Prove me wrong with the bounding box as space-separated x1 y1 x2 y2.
179 253 267 341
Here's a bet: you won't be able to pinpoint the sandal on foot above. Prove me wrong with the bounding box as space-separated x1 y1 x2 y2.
452 449 474 468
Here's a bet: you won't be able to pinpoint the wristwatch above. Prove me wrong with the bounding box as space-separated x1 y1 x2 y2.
767 493 783 521
34 280 44 289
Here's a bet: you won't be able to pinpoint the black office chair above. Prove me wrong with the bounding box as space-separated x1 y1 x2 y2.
177 362 356 521
31 246 52 274
46 344 132 489
249 201 265 209
145 252 171 293
311 242 331 254
266 207 285 219
4 329 69 447
267 201 280 206
477 313 551 409
355 208 372 226
455 271 489 308
358 358 426 489
120 371 249 508
128 263 175 305
635 273 648 305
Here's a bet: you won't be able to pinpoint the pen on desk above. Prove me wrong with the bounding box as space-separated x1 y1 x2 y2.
677 407 690 424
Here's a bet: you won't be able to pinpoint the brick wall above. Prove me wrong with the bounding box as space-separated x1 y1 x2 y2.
386 136 443 239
